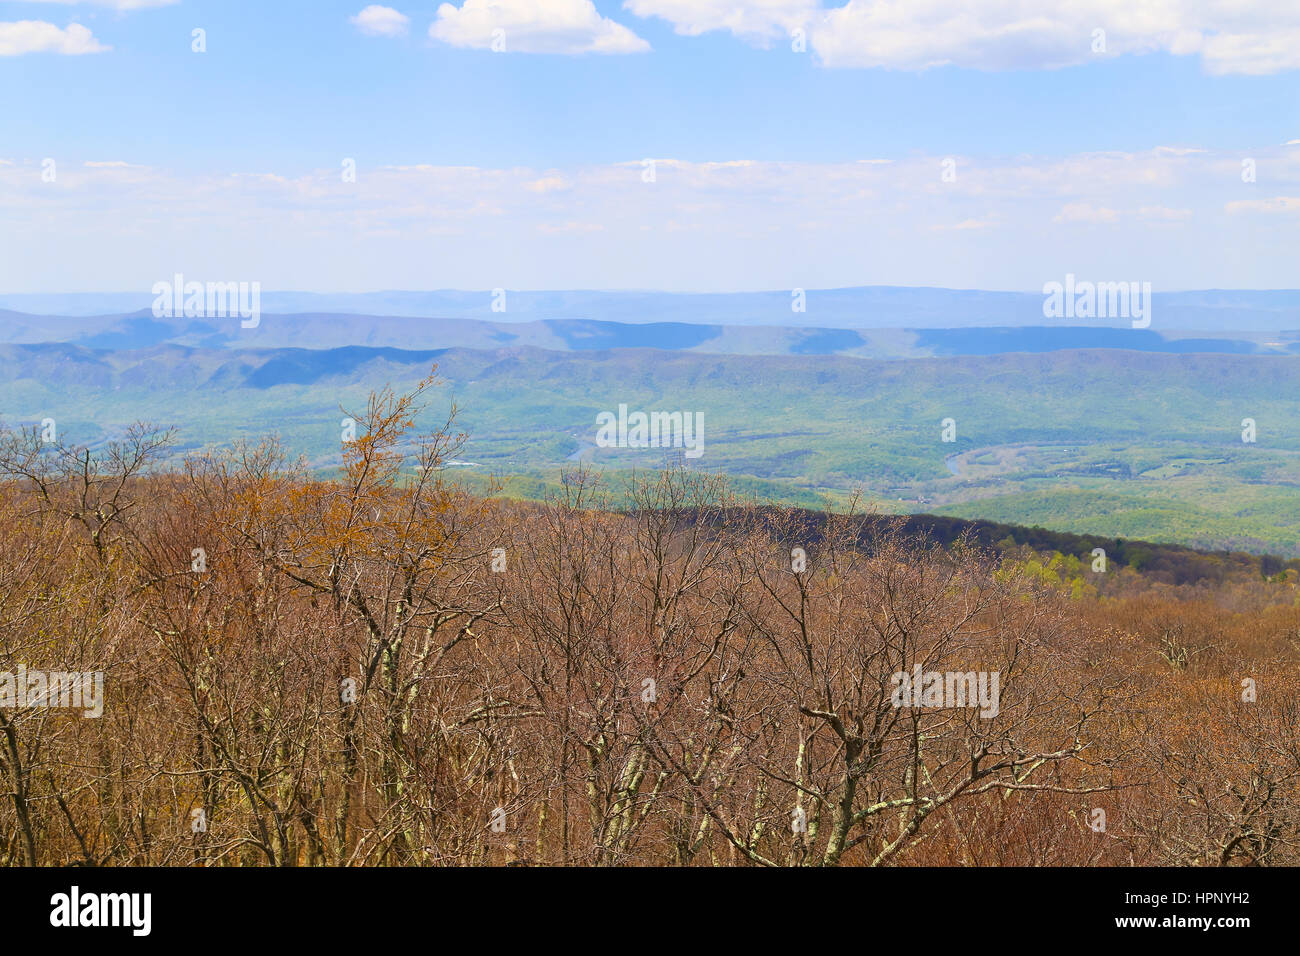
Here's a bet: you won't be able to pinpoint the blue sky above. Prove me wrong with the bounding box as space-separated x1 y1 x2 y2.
2 1 1299 292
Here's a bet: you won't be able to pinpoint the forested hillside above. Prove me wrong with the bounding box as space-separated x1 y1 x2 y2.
2 376 1297 867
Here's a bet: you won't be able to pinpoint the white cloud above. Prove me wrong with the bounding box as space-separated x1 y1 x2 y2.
1053 203 1119 224
350 6 410 38
628 0 1300 75
1225 197 1300 215
1137 205 1193 221
931 217 998 231
525 174 572 193
431 0 649 54
1049 203 1194 224
1197 28 1300 76
5 145 1299 292
0 21 109 56
624 0 816 45
538 220 605 234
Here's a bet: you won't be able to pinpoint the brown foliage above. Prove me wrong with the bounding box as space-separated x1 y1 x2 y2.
1 374 1297 866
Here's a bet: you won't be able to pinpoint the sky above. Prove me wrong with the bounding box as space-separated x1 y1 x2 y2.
1 0 1298 293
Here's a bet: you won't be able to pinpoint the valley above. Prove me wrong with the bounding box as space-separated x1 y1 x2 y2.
1 333 1296 555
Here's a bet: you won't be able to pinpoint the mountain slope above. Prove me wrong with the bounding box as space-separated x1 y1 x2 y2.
2 342 1297 554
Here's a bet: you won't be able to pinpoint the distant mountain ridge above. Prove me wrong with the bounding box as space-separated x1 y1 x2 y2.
1 311 1297 358
3 286 1299 330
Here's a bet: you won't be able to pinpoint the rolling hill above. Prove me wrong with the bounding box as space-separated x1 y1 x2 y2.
2 340 1297 555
